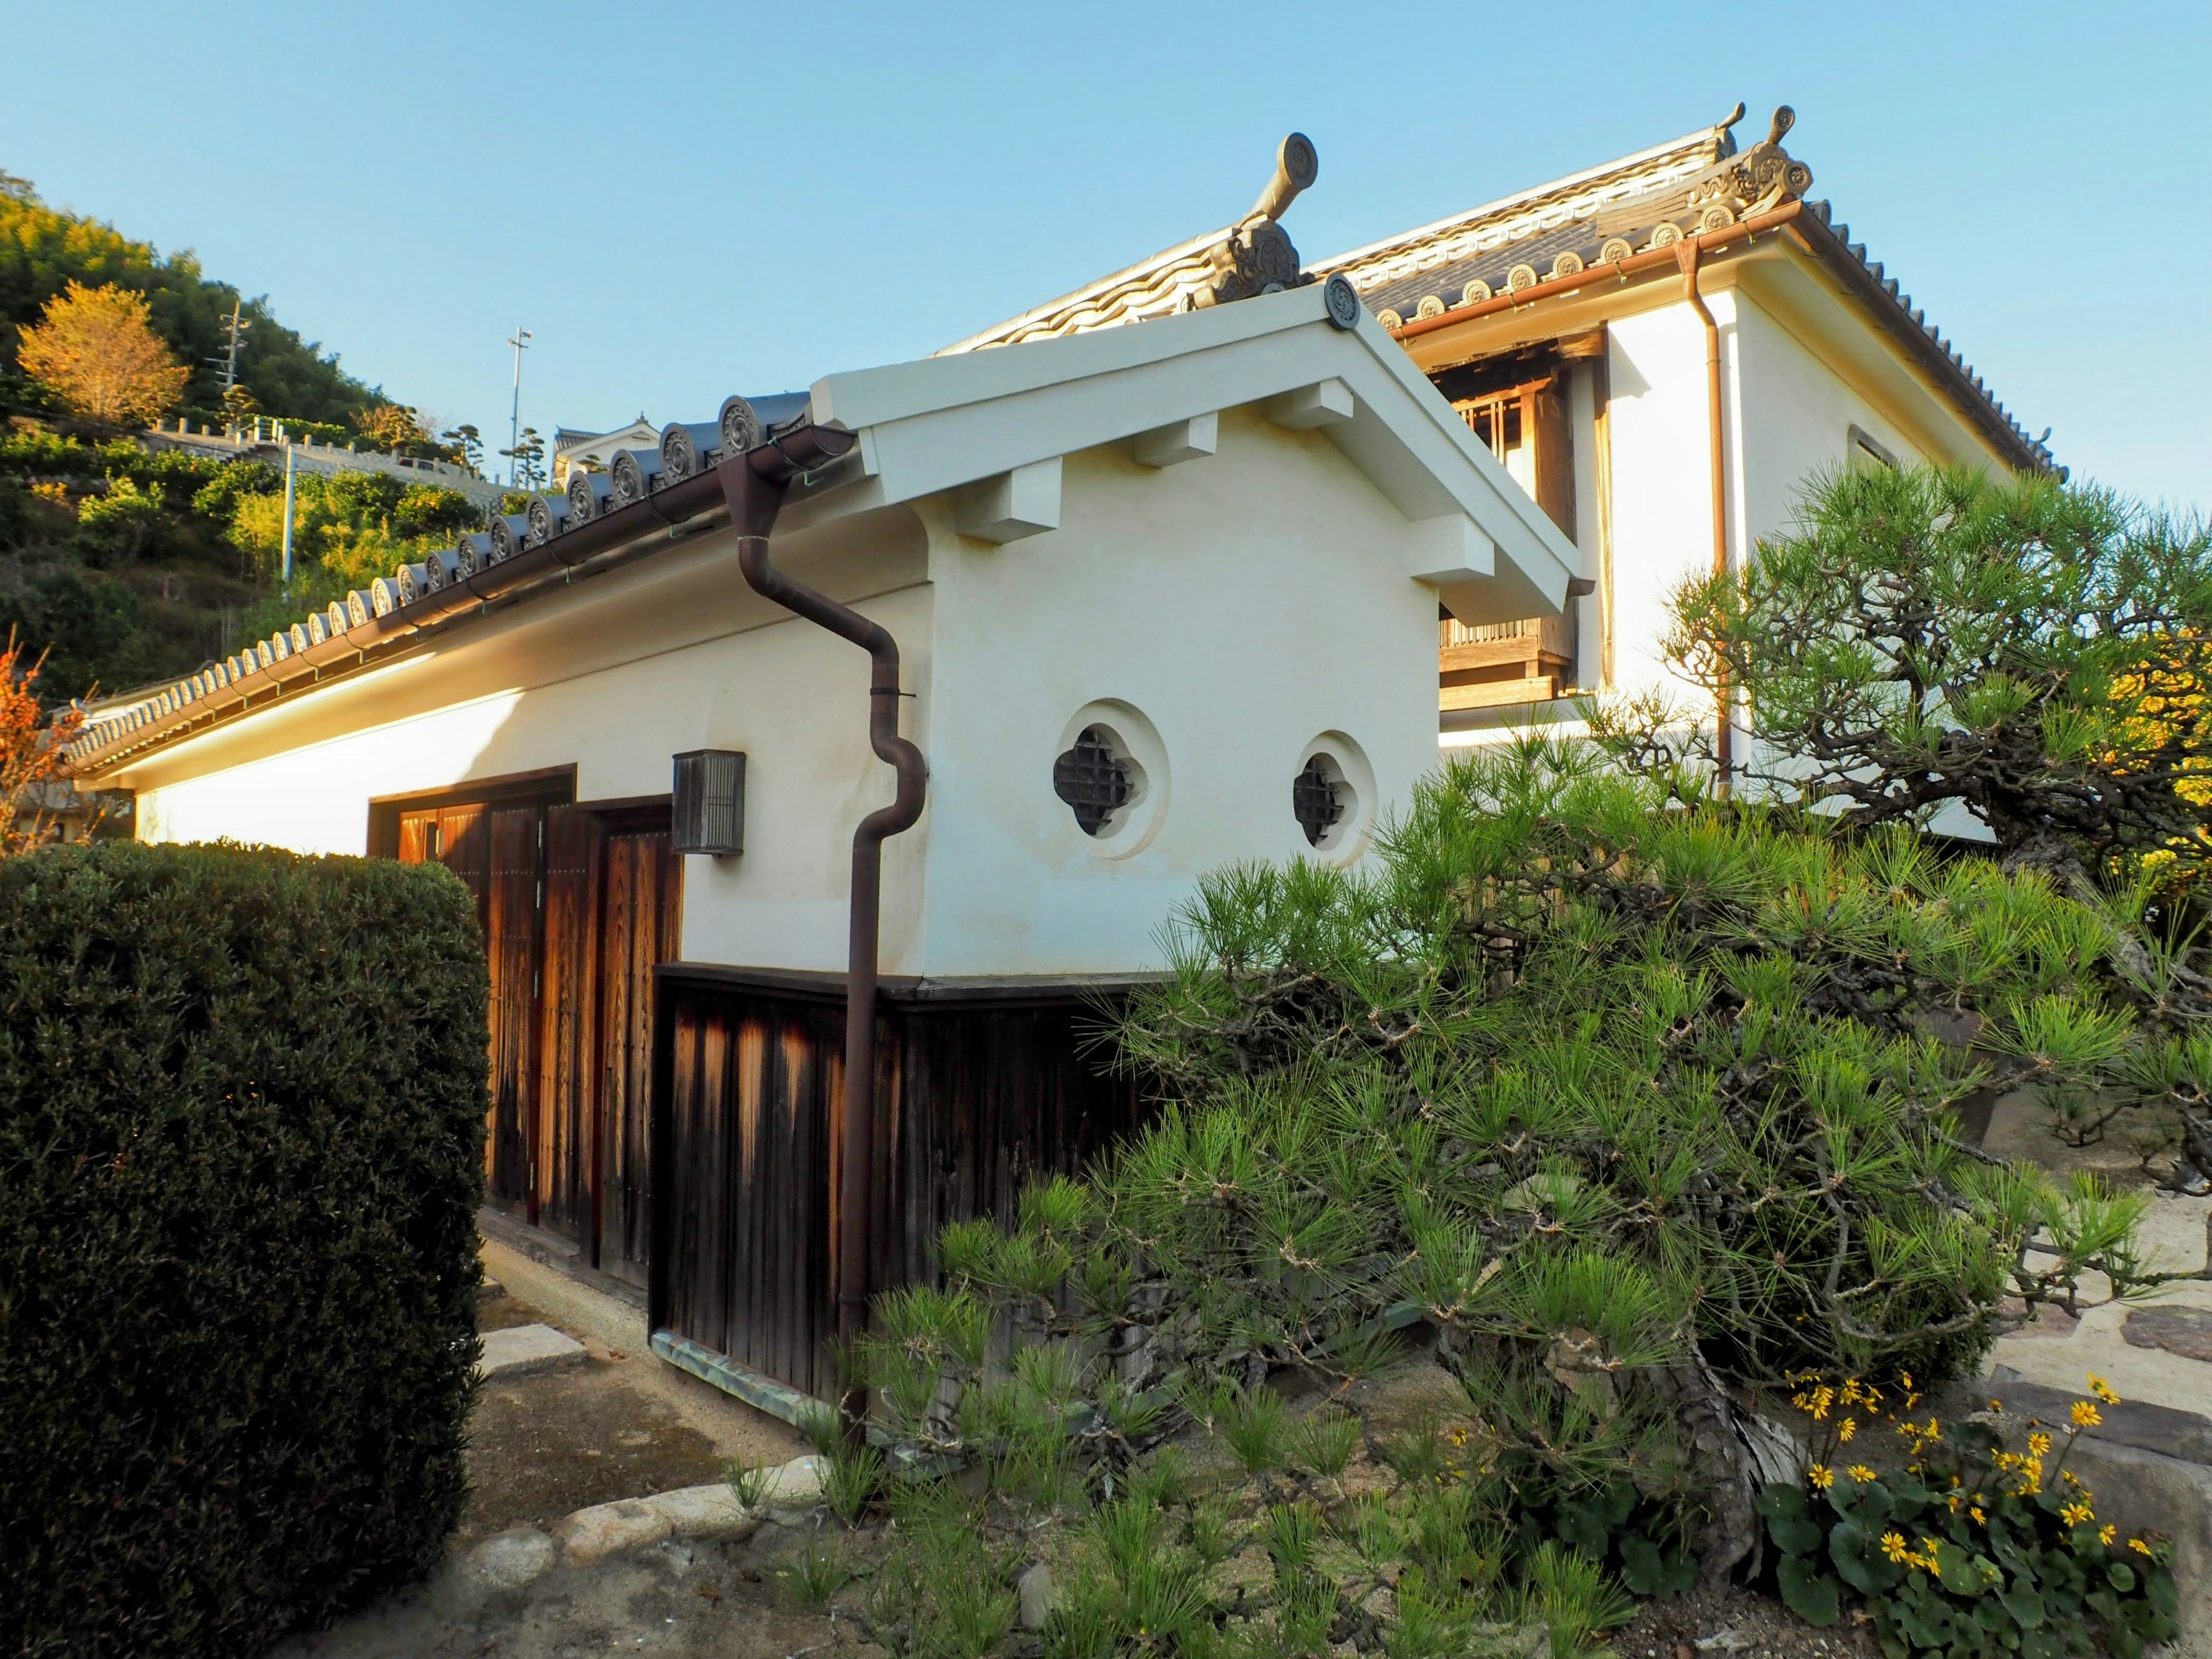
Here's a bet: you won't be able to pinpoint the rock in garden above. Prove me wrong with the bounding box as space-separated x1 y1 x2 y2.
556 1497 672 1567
648 1482 763 1543
1018 1562 1055 1628
759 1452 826 1520
2123 1305 2212 1361
464 1526 556 1589
477 1323 586 1380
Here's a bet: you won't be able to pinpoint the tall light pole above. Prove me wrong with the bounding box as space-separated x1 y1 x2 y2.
506 327 533 487
279 437 296 592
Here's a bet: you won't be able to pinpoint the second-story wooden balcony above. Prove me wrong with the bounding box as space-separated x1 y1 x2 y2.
1440 365 1580 713
1439 613 1574 712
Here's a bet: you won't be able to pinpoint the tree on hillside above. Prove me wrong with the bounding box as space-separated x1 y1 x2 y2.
16 282 190 427
442 424 483 474
353 402 426 454
0 170 382 424
1593 463 2212 885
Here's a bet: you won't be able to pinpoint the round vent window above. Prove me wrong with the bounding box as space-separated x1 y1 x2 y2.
1054 725 1134 836
1052 702 1169 859
1292 756 1346 846
1292 733 1375 861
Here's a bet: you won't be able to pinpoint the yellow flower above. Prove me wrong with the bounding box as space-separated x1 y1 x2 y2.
1808 1464 1834 1490
2129 1538 2152 1557
1989 1399 2003 1410
1848 1465 1876 1483
1842 1380 1864 1405
1881 1531 1910 1563
2088 1374 2121 1405
1970 1506 1987 1525
1838 1418 1857 1443
2028 1431 2052 1457
2100 1524 2116 1546
1901 1372 1915 1389
2060 1501 2094 1528
2071 1401 2102 1428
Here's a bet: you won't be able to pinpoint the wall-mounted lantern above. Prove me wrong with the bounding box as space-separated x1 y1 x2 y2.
673 749 745 856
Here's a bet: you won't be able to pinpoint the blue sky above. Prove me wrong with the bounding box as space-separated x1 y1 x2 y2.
3 2 2204 512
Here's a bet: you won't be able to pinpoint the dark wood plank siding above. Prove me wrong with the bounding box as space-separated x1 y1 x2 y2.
653 978 1147 1402
535 806 601 1243
486 807 543 1207
396 790 675 1264
600 828 679 1284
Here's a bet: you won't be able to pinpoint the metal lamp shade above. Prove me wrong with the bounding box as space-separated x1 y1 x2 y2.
672 749 745 855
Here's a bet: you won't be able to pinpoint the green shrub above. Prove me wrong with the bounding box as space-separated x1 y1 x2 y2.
860 740 2179 1598
0 840 488 1657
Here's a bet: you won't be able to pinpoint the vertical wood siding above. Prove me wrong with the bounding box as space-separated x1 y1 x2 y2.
600 829 679 1284
397 796 675 1267
653 980 1148 1403
486 808 541 1209
535 806 601 1243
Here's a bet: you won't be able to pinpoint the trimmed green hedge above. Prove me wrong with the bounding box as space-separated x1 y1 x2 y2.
0 842 488 1657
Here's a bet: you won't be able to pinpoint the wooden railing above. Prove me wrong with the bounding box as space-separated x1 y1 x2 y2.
1438 611 1574 713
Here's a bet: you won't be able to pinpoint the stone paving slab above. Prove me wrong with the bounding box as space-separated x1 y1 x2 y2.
478 1323 586 1381
2126 1305 2212 1362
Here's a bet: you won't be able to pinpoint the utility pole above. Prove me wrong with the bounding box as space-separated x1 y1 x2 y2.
219 298 248 390
279 437 296 592
210 297 251 432
506 327 533 487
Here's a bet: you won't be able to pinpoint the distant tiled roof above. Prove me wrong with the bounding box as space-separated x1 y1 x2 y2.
941 134 1321 354
1310 118 1738 312
1311 105 2054 475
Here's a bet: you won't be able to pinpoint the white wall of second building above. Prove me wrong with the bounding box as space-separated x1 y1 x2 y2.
914 410 1449 977
1729 291 1932 549
1600 300 1728 700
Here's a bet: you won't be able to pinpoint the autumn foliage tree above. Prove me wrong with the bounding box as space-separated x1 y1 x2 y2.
0 631 86 855
16 281 190 427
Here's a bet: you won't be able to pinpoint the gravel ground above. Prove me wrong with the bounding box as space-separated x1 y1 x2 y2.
1610 1581 1878 1658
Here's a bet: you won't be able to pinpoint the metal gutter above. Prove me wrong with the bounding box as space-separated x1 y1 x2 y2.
1673 236 1735 788
714 430 929 1444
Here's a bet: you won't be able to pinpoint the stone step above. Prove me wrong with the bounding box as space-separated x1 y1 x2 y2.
478 1323 587 1380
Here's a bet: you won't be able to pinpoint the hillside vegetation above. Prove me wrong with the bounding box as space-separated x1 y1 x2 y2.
0 430 479 703
0 165 494 703
1 169 383 429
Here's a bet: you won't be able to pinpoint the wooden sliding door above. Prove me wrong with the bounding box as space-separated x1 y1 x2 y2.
396 790 679 1278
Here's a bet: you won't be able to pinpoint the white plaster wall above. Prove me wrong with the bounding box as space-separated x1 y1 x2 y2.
128 532 933 977
126 416 1497 982
1730 294 1930 549
916 410 1444 976
1601 301 1730 700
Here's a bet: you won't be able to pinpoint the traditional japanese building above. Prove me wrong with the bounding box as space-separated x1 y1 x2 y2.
63 243 1573 1406
61 107 2048 1413
953 106 2054 737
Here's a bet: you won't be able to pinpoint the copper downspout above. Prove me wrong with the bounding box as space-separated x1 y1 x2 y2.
1673 237 1734 790
714 434 929 1442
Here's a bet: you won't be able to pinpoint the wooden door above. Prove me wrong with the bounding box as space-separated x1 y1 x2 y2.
535 806 602 1245
596 823 679 1285
396 794 672 1266
486 807 544 1210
